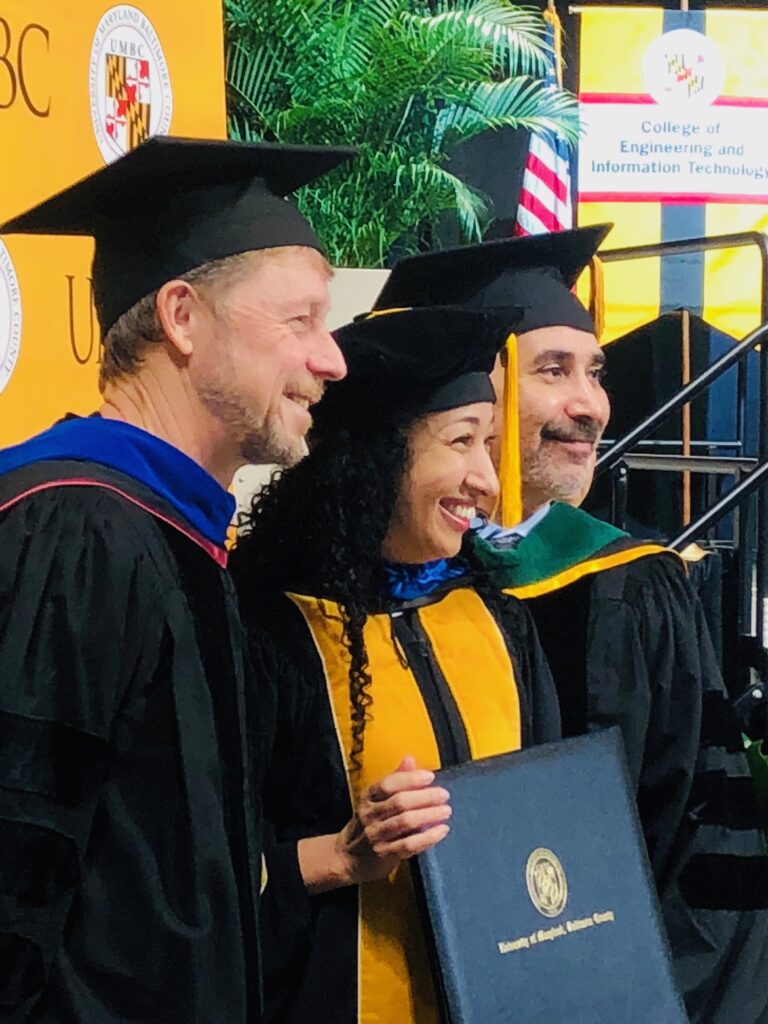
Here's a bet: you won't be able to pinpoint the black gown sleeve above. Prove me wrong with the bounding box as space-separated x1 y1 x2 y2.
248 638 313 982
241 594 334 981
0 488 165 1021
587 554 768 1024
484 590 562 746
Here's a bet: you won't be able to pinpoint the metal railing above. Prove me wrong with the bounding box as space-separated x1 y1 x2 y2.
598 231 768 464
621 453 756 476
594 232 768 674
595 321 768 478
599 231 768 325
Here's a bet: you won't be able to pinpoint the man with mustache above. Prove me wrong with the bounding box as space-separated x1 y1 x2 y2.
513 326 606 519
373 226 768 1024
0 137 350 1023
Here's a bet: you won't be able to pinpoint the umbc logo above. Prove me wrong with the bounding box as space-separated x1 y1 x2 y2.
642 28 725 109
526 847 568 919
0 243 22 396
89 4 172 164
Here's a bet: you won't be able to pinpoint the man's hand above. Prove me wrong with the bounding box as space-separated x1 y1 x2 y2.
297 756 451 894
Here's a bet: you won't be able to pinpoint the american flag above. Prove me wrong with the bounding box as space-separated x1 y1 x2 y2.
514 15 572 236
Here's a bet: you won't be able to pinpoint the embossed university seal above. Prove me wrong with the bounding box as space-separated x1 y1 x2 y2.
526 847 568 918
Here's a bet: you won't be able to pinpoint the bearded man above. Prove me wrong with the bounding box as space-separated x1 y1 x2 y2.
372 226 768 1024
0 136 350 1023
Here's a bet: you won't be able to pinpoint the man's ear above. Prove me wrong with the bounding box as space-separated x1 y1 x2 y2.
156 279 207 358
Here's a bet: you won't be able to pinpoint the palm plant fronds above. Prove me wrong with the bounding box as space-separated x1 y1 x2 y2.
405 1 555 77
224 0 579 266
435 78 580 150
399 159 491 240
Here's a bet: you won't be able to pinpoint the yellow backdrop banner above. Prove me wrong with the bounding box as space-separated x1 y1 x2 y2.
0 1 226 446
577 7 768 345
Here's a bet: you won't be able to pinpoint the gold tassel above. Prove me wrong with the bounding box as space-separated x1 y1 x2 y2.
589 255 605 342
543 0 564 88
499 333 523 527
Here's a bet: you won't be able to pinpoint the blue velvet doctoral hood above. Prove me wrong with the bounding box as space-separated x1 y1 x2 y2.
0 416 235 546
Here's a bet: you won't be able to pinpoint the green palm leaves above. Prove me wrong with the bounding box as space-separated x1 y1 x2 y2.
225 0 579 266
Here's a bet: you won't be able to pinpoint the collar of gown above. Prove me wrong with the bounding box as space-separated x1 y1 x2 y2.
382 556 468 601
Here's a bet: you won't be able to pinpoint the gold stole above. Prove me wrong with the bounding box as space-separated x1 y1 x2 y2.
288 588 522 1024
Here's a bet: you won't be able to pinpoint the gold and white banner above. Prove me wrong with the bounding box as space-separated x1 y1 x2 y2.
0 1 226 446
577 6 768 344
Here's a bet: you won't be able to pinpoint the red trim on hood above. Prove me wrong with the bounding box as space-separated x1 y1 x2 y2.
0 477 228 568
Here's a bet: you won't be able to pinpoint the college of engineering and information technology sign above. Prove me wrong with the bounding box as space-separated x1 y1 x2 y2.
577 7 768 343
580 27 768 205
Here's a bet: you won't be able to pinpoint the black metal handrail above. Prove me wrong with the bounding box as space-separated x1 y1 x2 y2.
599 231 768 324
598 231 768 466
594 231 768 674
620 453 756 476
672 460 768 550
598 440 741 452
599 439 744 452
596 322 768 476
598 321 768 655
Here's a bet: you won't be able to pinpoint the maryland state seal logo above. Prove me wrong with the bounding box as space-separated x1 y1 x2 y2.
526 848 568 919
642 28 725 108
0 243 22 397
89 5 173 164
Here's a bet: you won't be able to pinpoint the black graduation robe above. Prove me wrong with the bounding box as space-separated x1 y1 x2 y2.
0 456 262 1023
234 572 560 1024
475 502 768 1024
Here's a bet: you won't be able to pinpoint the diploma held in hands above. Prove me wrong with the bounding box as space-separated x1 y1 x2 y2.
414 729 688 1023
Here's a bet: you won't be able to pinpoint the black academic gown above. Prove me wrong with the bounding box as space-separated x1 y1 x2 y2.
478 507 768 1024
234 572 560 1024
0 460 262 1023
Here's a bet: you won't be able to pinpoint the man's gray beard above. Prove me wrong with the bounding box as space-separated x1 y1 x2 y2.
201 385 308 468
240 425 306 468
523 450 591 506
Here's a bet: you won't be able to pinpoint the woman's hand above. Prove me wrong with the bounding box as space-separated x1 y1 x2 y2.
298 756 451 894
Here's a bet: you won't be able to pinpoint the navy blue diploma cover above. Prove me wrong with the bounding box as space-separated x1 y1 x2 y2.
413 729 688 1023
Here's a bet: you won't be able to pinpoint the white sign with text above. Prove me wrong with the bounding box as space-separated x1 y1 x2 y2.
578 27 768 202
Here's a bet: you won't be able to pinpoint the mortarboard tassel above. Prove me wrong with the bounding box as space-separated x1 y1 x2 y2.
544 0 564 89
499 333 523 527
589 255 605 343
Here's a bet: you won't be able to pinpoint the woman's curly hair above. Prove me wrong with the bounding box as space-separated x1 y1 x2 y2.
233 423 410 771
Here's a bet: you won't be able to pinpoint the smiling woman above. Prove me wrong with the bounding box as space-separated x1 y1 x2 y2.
381 403 499 564
230 305 560 1024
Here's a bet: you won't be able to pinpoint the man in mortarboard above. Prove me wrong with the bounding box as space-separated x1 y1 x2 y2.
0 135 352 1023
373 226 768 1024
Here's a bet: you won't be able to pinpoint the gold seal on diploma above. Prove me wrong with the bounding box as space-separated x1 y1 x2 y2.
526 848 568 918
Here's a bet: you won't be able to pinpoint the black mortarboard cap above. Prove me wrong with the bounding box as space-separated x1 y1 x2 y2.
312 305 522 438
0 135 356 333
373 224 612 334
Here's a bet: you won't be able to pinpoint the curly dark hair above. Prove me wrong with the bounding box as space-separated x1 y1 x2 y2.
233 422 410 771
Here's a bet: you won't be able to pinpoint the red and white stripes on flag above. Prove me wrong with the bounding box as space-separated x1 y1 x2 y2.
514 131 573 236
514 6 572 237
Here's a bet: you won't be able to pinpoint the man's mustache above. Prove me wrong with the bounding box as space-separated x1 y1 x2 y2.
540 419 601 445
292 383 326 406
